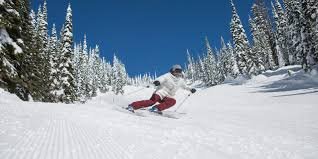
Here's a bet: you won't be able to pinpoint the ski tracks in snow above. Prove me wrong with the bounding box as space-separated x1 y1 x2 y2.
0 103 133 159
0 101 316 159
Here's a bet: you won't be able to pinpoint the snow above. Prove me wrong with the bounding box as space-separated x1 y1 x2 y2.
0 65 317 159
6 9 19 16
0 29 23 54
2 57 17 77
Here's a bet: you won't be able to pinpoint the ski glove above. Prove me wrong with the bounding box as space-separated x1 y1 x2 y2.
190 88 196 93
153 81 160 86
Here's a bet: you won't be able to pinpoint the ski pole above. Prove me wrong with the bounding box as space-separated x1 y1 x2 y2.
174 93 191 112
124 86 150 96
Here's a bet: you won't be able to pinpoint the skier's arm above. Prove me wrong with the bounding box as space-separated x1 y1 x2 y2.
181 80 196 93
180 80 191 91
153 73 169 86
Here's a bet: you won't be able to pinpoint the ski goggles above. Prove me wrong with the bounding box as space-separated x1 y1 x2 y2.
173 68 183 73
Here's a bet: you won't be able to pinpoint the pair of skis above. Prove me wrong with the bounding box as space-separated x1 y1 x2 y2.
114 106 184 119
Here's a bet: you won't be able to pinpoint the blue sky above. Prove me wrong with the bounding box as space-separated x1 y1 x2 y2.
31 0 255 76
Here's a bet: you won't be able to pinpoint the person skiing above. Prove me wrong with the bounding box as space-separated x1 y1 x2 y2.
126 64 196 114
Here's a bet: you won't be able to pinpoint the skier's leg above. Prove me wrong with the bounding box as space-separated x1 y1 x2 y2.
155 97 176 111
130 94 161 110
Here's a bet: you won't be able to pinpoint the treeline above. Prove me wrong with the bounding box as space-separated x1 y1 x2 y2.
0 0 129 103
185 0 318 86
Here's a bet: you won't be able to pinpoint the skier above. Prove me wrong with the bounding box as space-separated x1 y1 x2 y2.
126 64 196 114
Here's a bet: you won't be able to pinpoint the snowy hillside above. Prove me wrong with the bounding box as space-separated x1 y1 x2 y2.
0 65 317 159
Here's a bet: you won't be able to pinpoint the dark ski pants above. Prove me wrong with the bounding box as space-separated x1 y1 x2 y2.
130 94 176 111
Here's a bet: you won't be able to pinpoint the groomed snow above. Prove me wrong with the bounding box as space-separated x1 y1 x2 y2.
0 65 317 159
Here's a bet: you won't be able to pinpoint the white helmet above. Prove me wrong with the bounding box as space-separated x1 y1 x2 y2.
170 64 182 72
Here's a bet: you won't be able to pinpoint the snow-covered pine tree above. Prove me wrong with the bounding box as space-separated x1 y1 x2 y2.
230 0 250 75
105 61 112 88
37 1 51 99
77 39 88 102
94 45 105 93
197 55 206 82
86 48 95 97
99 57 110 93
119 62 128 92
18 8 42 101
214 47 224 83
283 0 302 64
249 16 272 72
251 0 278 66
227 42 240 77
48 24 60 102
111 54 127 95
59 4 76 103
19 0 40 100
303 0 317 65
39 1 48 51
272 6 285 68
30 3 51 101
0 0 29 100
272 0 290 67
202 37 218 86
111 54 119 94
315 7 318 59
80 35 92 101
300 0 318 71
73 42 82 100
218 37 228 81
90 45 102 97
218 37 238 80
185 49 196 83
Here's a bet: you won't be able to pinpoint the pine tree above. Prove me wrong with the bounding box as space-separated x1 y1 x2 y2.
227 42 240 77
20 0 40 100
39 1 48 51
89 46 102 97
283 0 302 64
80 35 92 101
300 0 317 71
251 0 278 66
19 7 43 101
28 3 51 101
218 37 228 80
315 8 318 59
197 55 206 82
202 37 218 86
112 54 127 95
100 58 110 93
48 24 60 102
59 4 76 103
93 45 103 93
76 37 89 102
73 42 82 100
105 61 112 87
249 16 274 71
272 0 290 67
230 0 250 75
86 48 95 97
185 49 196 83
0 0 31 100
218 37 239 79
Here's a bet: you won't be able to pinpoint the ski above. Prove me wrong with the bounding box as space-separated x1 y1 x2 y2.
113 105 147 117
147 110 185 119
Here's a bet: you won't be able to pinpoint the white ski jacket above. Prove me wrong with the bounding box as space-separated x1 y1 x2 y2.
154 73 191 99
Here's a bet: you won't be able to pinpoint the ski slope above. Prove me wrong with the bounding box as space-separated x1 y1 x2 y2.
0 65 317 159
